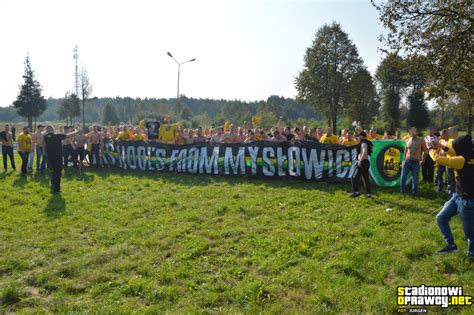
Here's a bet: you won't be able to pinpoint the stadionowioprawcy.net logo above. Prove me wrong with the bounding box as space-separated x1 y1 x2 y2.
398 285 472 310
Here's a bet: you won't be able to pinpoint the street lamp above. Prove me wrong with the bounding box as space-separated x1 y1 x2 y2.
167 52 196 102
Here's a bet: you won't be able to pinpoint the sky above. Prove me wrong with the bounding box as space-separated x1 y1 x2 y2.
0 0 387 107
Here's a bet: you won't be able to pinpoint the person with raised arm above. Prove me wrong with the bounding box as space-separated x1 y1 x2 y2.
44 125 79 193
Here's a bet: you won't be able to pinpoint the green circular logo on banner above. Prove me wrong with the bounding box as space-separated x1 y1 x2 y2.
377 145 403 181
369 141 407 187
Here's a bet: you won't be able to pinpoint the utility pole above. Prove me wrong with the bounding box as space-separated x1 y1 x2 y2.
73 45 79 97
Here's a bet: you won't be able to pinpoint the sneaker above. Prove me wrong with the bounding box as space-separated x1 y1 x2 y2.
366 194 372 198
349 192 360 198
436 245 459 254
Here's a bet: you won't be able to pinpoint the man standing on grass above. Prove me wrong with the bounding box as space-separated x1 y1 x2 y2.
17 127 32 176
44 125 78 193
429 135 473 259
400 127 427 196
32 125 46 173
350 131 372 198
72 128 88 167
89 125 102 167
422 127 437 183
1 124 15 171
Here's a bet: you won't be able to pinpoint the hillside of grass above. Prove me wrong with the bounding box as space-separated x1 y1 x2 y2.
0 156 473 313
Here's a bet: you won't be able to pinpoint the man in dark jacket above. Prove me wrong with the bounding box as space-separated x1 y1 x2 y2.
44 125 78 193
429 134 473 259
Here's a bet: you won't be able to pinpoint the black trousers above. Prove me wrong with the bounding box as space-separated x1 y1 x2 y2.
91 144 101 166
352 159 371 194
63 144 74 167
18 151 29 174
50 158 63 192
76 148 86 162
2 146 15 170
422 154 435 183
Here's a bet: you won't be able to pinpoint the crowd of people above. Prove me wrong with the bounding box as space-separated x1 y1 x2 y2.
1 120 472 259
2 120 403 173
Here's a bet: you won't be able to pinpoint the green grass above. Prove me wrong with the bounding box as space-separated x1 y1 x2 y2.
0 156 473 313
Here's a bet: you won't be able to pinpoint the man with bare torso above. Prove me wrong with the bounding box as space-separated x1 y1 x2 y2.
32 125 46 172
88 125 102 166
73 128 88 166
1 124 15 171
400 127 428 195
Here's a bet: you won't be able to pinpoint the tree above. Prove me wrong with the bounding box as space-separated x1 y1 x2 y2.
102 103 120 125
405 56 429 130
13 54 47 128
344 68 380 128
375 53 406 131
295 22 363 133
80 67 92 128
179 105 192 120
372 0 473 134
57 92 80 125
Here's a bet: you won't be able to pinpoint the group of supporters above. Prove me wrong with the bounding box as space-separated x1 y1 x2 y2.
2 119 406 175
1 120 472 260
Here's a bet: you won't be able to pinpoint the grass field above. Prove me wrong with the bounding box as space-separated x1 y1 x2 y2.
1 156 473 313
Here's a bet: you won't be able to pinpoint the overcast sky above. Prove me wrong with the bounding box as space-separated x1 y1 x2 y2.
0 0 386 107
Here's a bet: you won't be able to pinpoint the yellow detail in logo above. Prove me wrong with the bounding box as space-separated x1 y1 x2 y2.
383 147 401 177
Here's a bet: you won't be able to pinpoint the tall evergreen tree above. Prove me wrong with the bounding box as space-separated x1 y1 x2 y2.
295 22 363 133
13 55 47 128
102 103 120 125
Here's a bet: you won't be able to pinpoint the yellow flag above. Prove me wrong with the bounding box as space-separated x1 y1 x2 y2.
252 116 261 126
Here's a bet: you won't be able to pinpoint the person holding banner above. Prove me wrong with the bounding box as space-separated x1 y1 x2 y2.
429 134 473 259
350 131 372 198
319 128 339 145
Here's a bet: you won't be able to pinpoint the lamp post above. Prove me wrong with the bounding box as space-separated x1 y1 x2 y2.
167 52 196 103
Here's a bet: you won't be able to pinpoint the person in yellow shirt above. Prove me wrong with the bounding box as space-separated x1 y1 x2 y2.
341 132 359 146
445 126 458 194
319 128 339 145
133 130 147 141
117 126 133 141
17 127 32 175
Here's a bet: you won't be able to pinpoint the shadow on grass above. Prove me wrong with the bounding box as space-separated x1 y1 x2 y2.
44 193 66 219
12 174 28 188
75 165 363 194
0 170 15 179
47 165 449 213
63 168 95 182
